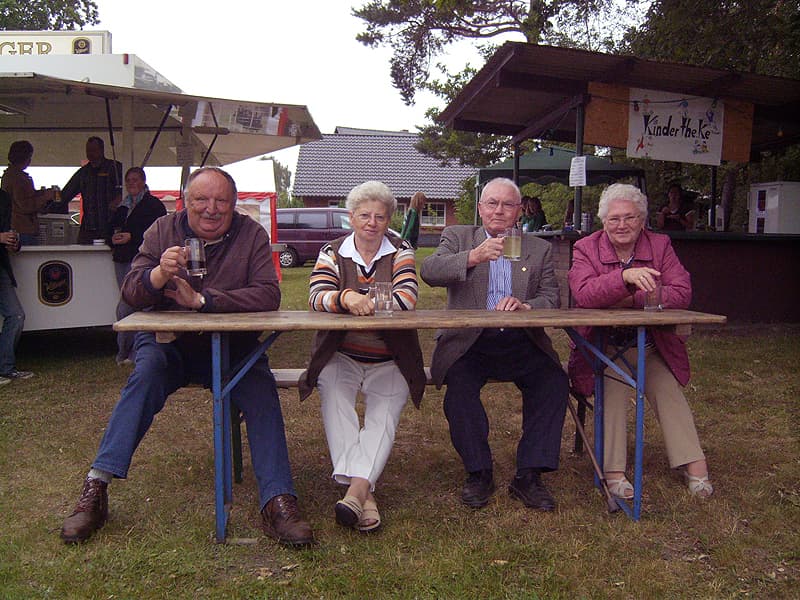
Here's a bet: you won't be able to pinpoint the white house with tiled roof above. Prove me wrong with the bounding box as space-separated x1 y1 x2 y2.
293 127 474 234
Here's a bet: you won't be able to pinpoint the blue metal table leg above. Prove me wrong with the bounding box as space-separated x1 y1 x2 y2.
631 326 646 521
212 332 232 543
593 331 605 492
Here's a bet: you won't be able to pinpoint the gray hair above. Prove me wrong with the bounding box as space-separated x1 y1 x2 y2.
598 183 648 220
346 180 396 213
184 167 238 205
481 177 521 202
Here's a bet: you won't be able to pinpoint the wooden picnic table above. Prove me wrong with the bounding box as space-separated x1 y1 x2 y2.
115 308 726 541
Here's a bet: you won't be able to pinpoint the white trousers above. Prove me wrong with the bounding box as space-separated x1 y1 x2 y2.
318 352 409 489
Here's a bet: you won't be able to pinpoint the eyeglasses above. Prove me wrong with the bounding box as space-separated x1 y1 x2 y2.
605 215 641 227
480 200 521 212
354 212 388 224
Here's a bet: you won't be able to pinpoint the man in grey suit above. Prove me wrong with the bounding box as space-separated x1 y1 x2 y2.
420 177 568 511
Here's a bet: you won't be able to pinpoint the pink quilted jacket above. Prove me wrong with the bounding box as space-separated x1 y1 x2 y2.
567 229 692 395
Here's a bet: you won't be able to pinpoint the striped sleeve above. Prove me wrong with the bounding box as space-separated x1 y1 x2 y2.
309 244 348 313
392 242 418 311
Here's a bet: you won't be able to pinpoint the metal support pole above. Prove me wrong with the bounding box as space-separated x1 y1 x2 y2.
574 100 585 229
710 166 718 230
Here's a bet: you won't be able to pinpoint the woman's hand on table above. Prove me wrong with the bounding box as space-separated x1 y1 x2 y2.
622 266 661 292
342 289 374 316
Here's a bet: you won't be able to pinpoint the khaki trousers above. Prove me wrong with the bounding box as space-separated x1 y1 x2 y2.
603 346 705 473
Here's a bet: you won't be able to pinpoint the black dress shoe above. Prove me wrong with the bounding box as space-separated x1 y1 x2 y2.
61 477 108 543
461 470 495 508
508 470 556 511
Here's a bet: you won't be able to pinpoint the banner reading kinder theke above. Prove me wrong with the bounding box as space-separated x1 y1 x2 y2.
626 88 724 166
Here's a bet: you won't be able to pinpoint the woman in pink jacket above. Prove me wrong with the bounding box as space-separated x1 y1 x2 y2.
568 183 713 499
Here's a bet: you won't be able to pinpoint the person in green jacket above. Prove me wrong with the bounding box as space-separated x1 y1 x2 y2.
400 191 426 248
520 196 546 232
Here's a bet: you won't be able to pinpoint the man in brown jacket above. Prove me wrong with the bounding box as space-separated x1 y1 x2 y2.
60 167 314 548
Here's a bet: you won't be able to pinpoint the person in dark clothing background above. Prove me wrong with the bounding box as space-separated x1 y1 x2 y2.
59 137 123 243
0 187 32 384
109 167 167 364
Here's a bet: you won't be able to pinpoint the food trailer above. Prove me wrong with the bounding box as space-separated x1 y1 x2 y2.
1 32 319 330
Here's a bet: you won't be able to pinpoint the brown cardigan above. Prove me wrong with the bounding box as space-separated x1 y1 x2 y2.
298 235 426 407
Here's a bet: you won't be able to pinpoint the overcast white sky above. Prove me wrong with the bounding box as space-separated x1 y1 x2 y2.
90 0 509 175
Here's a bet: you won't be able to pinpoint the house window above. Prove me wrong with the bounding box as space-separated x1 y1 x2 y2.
422 202 446 227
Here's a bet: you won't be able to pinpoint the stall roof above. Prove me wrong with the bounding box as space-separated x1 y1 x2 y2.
0 71 321 167
439 43 800 158
479 145 643 186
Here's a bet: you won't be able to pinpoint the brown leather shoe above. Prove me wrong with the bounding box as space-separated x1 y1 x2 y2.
61 477 109 544
261 494 315 547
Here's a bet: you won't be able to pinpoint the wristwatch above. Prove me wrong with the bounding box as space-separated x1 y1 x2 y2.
197 294 206 310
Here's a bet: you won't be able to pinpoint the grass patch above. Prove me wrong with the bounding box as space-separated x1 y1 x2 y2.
1 253 798 598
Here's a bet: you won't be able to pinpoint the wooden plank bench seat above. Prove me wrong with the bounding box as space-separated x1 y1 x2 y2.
270 367 434 388
231 367 591 484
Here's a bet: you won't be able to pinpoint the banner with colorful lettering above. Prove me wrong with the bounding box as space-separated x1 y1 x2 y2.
626 88 724 166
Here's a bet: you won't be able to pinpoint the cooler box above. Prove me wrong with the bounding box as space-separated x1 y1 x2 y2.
748 182 800 234
38 214 80 245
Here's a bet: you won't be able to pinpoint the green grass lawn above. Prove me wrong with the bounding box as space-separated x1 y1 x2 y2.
1 252 798 599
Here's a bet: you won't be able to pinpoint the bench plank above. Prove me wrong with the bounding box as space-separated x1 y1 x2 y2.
270 367 434 388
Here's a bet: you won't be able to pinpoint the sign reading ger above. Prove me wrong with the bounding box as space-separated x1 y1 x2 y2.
0 30 111 56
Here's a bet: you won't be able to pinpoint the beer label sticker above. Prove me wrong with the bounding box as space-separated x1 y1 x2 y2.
38 261 73 306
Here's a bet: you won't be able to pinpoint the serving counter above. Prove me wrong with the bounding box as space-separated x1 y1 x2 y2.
9 244 119 331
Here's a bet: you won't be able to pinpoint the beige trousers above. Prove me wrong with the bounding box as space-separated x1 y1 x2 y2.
602 346 705 473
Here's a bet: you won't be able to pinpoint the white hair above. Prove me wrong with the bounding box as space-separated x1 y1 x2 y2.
346 180 397 213
480 177 521 202
598 183 648 220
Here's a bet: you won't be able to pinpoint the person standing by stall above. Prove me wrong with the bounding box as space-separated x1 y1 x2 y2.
0 187 32 384
400 191 426 249
59 137 123 243
109 167 167 365
1 140 55 246
656 183 696 231
520 196 547 232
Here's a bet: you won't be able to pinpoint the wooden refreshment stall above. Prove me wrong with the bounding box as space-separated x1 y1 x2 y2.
440 43 800 322
1 48 320 331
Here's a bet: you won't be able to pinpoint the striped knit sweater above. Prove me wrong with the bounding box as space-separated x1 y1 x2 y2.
309 236 418 362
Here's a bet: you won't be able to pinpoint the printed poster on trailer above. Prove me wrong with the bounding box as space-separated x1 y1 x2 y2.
626 88 724 166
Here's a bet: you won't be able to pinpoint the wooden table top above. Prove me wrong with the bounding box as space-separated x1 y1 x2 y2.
114 308 726 333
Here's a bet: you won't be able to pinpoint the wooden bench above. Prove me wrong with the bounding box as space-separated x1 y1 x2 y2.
231 367 592 484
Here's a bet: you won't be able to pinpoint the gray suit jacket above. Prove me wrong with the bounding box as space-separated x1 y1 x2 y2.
420 225 562 387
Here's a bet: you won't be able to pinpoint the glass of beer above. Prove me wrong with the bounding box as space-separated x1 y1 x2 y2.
369 281 393 316
185 238 207 277
503 227 521 261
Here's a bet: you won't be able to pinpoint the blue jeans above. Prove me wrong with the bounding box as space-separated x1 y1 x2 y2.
0 268 25 374
113 261 135 362
93 332 297 509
